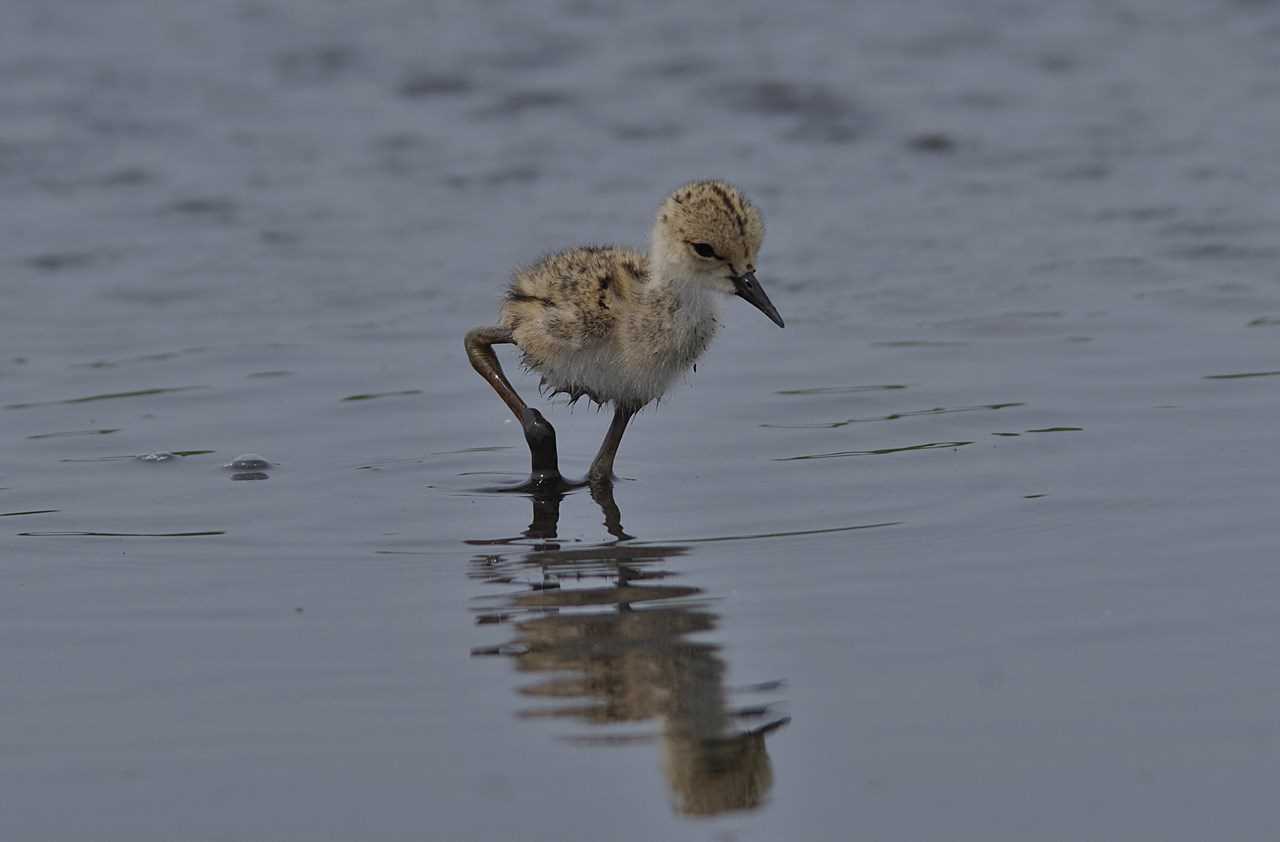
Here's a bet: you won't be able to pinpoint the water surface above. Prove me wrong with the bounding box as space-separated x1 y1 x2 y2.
4 1 1280 839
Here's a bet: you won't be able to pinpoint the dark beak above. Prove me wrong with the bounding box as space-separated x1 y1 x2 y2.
731 271 785 328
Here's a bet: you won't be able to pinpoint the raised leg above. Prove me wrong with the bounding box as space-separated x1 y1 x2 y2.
588 405 636 484
464 326 561 485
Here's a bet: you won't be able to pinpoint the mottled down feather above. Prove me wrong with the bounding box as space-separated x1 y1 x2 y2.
498 244 716 409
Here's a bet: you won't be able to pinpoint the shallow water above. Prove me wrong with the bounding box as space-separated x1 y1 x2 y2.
4 0 1280 839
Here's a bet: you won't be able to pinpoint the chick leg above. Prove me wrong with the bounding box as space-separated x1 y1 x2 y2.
587 406 635 484
464 326 560 482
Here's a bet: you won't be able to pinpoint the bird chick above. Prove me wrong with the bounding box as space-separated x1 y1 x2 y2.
465 180 783 489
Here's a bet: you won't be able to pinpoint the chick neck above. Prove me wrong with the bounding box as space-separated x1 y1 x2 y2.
647 225 721 328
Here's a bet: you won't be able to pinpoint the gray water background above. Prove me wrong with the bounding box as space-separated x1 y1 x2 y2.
4 1 1280 839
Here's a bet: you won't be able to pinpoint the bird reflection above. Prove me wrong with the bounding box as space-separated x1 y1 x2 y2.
468 481 789 816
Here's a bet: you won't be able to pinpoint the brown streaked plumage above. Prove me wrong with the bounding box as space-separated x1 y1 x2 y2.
464 180 783 489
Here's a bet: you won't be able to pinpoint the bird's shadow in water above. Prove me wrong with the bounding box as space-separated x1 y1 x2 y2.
467 480 791 817
468 476 632 541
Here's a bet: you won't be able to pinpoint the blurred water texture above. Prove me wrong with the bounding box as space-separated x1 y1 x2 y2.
3 1 1280 839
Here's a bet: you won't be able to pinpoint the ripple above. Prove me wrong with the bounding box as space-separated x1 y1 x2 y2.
26 428 119 440
164 196 238 223
611 122 685 142
396 70 472 99
58 449 214 463
340 389 423 401
870 340 970 348
906 132 957 154
273 44 360 85
718 79 868 144
1093 205 1179 223
928 310 1065 336
635 521 902 544
432 445 514 456
443 165 541 190
472 33 587 71
632 56 717 79
776 384 906 396
97 166 154 188
475 90 575 118
136 452 180 463
722 79 856 120
763 401 1022 430
4 386 205 410
777 441 972 461
72 348 206 369
24 251 104 273
1168 243 1280 262
20 530 225 538
1203 370 1280 380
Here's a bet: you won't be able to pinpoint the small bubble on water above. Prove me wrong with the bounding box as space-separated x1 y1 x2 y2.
225 453 271 471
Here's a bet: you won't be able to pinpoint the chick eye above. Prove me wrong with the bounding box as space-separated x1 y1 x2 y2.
691 242 718 259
